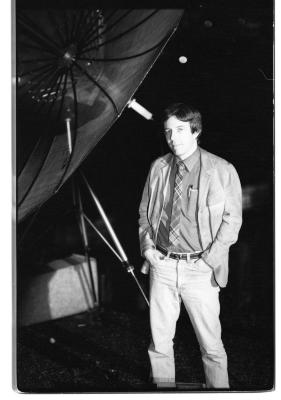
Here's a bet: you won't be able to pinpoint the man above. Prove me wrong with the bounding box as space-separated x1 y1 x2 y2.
138 103 242 389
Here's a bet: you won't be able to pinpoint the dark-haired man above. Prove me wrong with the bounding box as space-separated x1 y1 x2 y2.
139 103 242 389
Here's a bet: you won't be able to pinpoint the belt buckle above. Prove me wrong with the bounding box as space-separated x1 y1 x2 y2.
178 253 190 261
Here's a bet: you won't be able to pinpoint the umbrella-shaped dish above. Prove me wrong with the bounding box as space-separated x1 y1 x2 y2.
17 7 184 221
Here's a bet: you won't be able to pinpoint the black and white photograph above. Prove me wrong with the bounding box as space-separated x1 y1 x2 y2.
13 0 274 394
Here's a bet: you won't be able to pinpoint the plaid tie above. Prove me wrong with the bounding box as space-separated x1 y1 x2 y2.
169 160 186 247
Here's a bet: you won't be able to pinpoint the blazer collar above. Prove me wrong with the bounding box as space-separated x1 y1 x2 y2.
199 147 215 175
159 152 173 169
198 147 215 209
160 147 214 174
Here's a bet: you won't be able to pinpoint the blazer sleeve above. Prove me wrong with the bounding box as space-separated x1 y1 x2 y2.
201 163 243 269
138 165 156 257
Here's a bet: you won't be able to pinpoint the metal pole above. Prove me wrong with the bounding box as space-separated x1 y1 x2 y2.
83 213 123 262
80 171 149 307
84 211 149 306
65 117 97 308
76 185 98 306
127 265 150 307
80 172 128 262
65 117 72 154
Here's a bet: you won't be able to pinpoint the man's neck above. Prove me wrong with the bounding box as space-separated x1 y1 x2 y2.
177 143 198 161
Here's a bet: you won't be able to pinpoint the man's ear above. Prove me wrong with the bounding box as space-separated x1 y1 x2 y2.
193 130 200 139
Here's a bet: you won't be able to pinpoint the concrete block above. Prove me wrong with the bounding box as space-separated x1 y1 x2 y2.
19 254 99 326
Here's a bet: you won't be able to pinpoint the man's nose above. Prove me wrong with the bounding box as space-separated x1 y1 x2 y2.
170 130 177 141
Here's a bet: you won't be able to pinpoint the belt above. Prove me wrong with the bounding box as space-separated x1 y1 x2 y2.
156 244 203 261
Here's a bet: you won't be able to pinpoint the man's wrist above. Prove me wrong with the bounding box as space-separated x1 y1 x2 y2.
142 245 155 258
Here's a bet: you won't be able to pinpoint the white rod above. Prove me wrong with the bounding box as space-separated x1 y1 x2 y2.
83 213 123 262
65 118 72 154
81 173 128 262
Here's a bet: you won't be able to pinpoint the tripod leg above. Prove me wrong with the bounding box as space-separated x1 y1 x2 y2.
73 179 98 307
80 172 149 307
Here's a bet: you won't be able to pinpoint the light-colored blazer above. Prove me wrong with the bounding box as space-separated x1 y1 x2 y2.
138 147 242 287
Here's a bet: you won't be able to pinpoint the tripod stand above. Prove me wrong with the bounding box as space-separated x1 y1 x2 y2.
66 118 149 310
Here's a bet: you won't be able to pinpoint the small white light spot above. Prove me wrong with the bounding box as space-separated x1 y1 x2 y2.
238 18 246 25
179 56 188 64
204 20 213 28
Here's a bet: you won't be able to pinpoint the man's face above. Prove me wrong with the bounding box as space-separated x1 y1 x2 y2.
164 116 199 159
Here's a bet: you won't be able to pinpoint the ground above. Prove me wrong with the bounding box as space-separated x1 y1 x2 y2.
16 298 274 393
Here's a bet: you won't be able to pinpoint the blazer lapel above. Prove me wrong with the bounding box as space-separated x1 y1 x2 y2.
198 148 213 210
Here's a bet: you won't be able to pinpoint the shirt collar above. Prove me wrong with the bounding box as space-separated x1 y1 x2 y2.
174 147 200 172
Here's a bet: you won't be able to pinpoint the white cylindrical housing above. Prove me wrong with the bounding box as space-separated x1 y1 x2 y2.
65 118 72 154
127 98 153 120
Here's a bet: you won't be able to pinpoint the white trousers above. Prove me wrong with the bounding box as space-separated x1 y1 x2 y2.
148 257 229 389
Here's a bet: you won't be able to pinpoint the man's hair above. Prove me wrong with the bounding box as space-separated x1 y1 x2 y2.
162 103 202 137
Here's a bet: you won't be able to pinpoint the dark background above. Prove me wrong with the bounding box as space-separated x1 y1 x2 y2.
16 1 274 392
18 0 273 307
